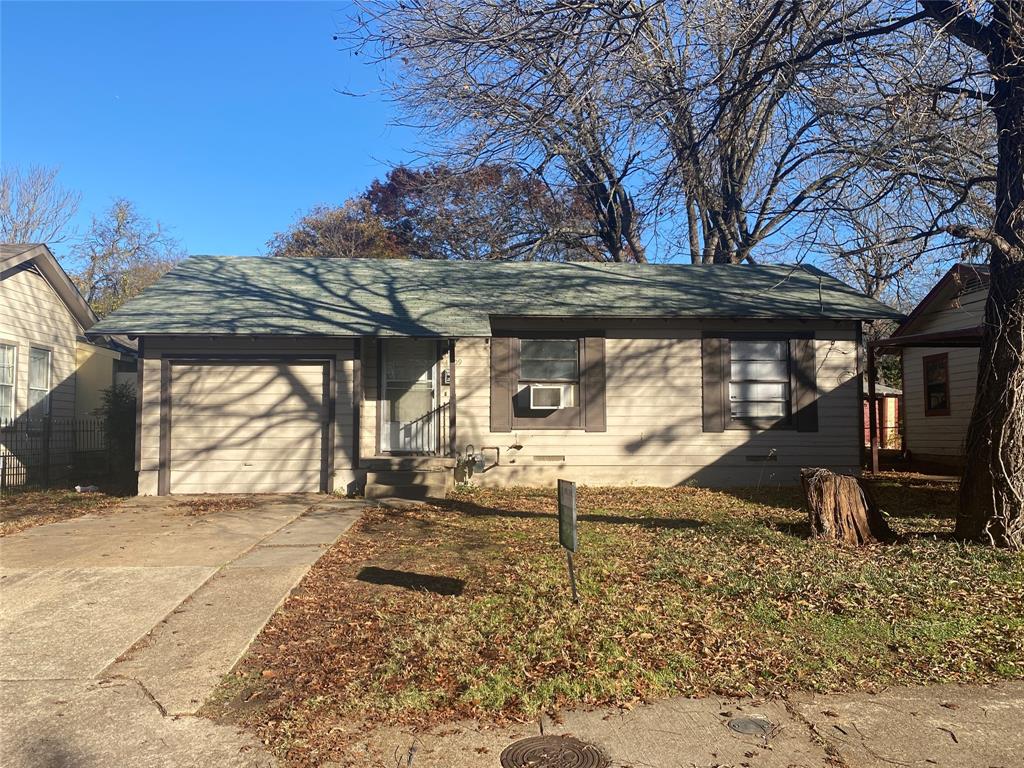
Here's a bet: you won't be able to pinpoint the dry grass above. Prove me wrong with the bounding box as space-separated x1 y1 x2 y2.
207 475 1024 766
0 488 125 536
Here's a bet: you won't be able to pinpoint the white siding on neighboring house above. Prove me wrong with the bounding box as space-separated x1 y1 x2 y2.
0 264 79 421
449 320 861 487
901 285 986 465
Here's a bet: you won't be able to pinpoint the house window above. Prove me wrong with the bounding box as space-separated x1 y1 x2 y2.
28 347 52 417
728 339 791 428
923 353 950 416
0 344 14 423
514 338 581 427
520 339 579 382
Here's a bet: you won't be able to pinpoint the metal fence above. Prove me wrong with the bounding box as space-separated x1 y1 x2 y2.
0 418 115 492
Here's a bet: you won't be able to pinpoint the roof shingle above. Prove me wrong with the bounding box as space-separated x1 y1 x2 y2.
88 256 902 337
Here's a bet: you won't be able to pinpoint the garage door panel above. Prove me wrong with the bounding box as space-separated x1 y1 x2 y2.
171 408 324 426
174 390 325 405
173 364 323 388
169 362 328 494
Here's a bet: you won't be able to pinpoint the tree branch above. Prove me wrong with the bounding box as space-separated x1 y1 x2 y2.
945 224 1024 260
918 1 996 57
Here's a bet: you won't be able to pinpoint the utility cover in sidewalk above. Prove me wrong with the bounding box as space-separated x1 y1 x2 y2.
500 735 609 768
727 715 776 737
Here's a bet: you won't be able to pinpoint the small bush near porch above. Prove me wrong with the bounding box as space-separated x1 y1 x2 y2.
208 476 1024 765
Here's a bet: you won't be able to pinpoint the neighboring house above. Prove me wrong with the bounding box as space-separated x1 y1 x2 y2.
873 263 988 470
863 382 902 450
87 257 900 496
0 243 137 422
1 243 138 486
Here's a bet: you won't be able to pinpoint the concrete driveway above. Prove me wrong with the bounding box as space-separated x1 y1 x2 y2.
0 494 370 768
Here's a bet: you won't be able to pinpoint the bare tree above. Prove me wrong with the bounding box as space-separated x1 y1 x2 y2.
349 2 651 261
70 199 184 317
910 0 1024 547
0 165 81 244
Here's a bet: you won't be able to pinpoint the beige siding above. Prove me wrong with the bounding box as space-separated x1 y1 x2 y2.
75 342 119 418
900 285 985 465
903 347 979 462
449 322 861 487
138 337 356 495
0 265 78 421
905 286 986 334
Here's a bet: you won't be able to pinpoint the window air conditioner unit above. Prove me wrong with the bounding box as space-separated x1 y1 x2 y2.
530 384 566 410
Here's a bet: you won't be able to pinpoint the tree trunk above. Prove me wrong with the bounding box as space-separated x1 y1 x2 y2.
801 468 896 545
956 8 1024 550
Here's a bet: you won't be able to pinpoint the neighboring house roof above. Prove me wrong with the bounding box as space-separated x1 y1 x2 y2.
0 243 138 354
88 256 902 338
891 262 989 338
1 243 98 331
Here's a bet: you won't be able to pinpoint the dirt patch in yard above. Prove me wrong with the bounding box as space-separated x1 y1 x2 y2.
205 478 1024 767
0 489 125 536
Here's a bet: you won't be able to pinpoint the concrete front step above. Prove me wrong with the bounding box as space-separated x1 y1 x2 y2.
366 470 451 487
365 484 447 501
363 456 457 472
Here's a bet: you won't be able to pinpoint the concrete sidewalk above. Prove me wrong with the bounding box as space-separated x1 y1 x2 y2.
349 680 1024 768
0 493 369 768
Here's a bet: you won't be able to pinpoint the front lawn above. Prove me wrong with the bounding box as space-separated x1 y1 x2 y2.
0 488 124 536
208 475 1024 765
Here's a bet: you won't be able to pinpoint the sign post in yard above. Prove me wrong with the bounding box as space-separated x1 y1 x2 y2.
557 479 579 604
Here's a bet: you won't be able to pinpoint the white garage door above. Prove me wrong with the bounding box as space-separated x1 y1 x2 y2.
170 362 327 494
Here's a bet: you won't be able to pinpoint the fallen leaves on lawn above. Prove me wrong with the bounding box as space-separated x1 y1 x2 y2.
0 489 124 536
205 478 1024 767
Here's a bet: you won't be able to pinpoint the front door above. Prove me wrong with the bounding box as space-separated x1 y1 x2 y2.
381 339 438 453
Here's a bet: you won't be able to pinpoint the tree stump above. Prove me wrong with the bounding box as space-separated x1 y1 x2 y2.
800 468 896 545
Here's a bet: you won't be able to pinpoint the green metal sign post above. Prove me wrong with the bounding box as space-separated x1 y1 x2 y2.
557 479 579 603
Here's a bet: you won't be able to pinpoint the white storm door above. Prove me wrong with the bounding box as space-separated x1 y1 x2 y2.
381 339 438 453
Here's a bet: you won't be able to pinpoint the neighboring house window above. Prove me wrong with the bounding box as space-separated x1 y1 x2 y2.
0 344 14 423
728 340 791 428
28 347 52 417
923 353 950 416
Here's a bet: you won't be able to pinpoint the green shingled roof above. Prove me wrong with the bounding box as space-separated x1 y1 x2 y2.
88 256 902 338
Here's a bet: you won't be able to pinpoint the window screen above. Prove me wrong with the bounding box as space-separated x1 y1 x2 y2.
28 347 51 416
0 344 14 422
729 340 790 421
520 339 578 381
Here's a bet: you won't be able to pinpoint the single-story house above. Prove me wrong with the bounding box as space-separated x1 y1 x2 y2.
868 262 988 471
87 257 901 496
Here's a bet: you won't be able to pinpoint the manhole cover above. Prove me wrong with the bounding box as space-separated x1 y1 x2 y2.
499 735 610 768
727 716 775 737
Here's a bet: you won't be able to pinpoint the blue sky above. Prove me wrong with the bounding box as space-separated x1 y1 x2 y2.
1 1 415 259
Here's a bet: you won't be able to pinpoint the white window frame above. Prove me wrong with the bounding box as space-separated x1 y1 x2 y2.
28 346 52 417
0 343 15 423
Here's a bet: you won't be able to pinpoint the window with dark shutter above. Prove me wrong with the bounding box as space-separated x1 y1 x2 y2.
490 334 607 431
702 333 818 432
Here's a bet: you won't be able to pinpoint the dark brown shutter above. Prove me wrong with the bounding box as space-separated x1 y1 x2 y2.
790 337 819 432
702 337 727 433
490 336 514 432
582 336 607 432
